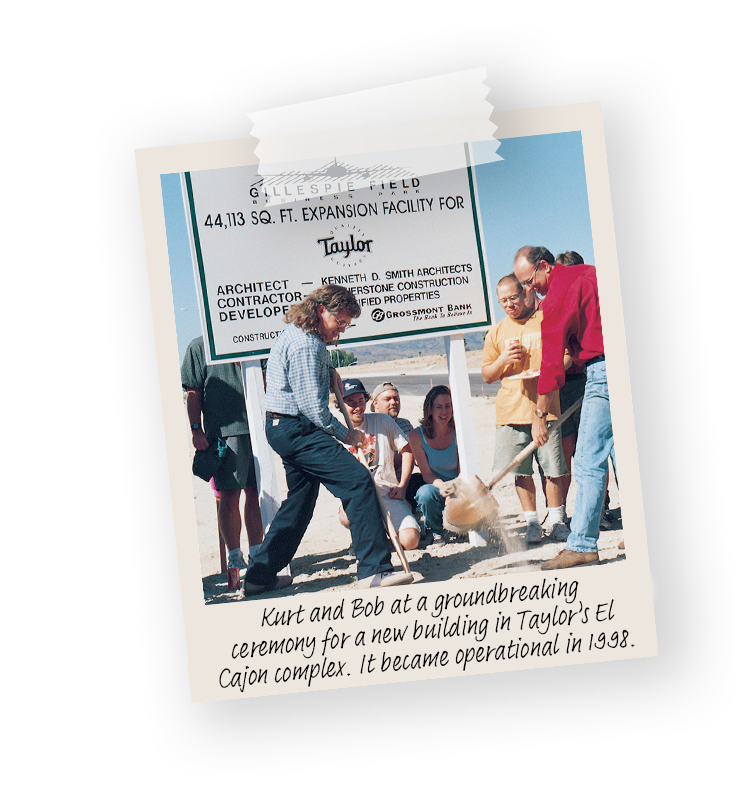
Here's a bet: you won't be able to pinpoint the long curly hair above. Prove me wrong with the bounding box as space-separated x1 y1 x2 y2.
419 385 454 439
284 284 362 336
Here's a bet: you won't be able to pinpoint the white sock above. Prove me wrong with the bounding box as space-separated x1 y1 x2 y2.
546 505 566 527
524 511 539 525
228 547 243 561
248 544 261 558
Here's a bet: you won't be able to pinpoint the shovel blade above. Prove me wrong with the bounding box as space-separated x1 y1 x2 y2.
443 475 500 531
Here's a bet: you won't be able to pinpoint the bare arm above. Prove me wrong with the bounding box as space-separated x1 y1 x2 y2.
185 388 210 451
408 430 440 485
389 445 414 499
482 343 525 383
531 392 553 447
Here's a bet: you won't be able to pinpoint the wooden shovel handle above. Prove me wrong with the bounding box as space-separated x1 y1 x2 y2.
334 385 411 574
486 396 584 492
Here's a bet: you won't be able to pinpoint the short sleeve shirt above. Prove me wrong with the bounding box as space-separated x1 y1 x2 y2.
342 413 409 489
395 417 413 435
181 337 249 438
482 311 560 426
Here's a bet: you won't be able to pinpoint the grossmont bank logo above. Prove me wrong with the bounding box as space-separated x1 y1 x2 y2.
371 308 385 322
317 224 373 268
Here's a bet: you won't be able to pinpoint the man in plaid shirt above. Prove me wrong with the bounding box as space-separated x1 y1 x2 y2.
242 284 412 595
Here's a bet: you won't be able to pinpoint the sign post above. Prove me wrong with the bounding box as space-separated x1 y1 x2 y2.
445 334 487 546
240 360 290 577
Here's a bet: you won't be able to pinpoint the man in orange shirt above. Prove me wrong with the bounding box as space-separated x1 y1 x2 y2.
482 275 570 544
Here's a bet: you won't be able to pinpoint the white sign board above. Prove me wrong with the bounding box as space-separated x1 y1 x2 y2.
181 144 492 362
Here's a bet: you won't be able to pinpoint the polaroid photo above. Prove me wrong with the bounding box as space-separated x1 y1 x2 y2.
136 101 657 702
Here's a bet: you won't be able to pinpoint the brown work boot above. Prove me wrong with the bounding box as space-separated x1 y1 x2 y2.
540 549 599 570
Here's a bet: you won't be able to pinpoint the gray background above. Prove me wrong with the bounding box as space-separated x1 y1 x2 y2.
94 23 739 777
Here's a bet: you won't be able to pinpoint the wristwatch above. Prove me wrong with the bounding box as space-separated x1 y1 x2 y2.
191 422 201 430
534 408 548 418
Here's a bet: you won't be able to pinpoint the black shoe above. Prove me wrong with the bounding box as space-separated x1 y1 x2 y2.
242 574 293 597
444 531 468 544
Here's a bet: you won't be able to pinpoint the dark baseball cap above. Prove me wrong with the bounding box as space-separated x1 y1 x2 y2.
342 378 368 396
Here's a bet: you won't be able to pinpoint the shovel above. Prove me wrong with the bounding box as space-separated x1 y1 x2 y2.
440 396 584 532
333 385 414 582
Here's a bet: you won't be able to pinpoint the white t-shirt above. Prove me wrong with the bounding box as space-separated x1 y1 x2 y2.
344 413 409 490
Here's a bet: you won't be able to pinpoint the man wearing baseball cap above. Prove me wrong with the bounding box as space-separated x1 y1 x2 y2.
370 382 414 436
337 379 421 551
513 246 614 570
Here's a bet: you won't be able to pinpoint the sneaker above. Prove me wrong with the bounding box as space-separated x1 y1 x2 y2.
550 523 571 542
358 571 414 588
525 521 543 544
228 552 248 570
430 531 445 545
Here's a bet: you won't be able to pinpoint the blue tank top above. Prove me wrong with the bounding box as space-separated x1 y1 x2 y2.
417 427 459 482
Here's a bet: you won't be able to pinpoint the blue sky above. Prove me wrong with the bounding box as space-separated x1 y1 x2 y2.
473 132 594 305
162 131 594 361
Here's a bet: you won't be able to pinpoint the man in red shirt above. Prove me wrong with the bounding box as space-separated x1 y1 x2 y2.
514 246 614 570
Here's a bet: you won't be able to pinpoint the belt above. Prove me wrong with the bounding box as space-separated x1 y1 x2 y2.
584 354 605 367
266 411 298 419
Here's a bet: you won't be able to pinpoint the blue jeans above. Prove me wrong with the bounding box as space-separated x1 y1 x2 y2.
566 359 617 553
415 483 446 534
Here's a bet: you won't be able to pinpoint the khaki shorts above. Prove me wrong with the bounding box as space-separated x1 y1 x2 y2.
378 490 420 532
493 423 569 477
339 492 420 532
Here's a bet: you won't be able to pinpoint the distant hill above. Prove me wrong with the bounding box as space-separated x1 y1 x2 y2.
341 331 486 365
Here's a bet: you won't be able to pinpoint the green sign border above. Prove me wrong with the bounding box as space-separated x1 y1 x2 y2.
185 145 492 362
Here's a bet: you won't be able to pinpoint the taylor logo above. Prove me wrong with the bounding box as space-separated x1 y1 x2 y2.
317 224 373 268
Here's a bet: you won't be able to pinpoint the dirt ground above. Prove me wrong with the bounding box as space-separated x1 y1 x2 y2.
192 354 624 604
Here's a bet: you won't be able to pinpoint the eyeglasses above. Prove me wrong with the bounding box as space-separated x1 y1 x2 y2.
498 294 521 306
324 307 356 330
519 266 538 289
331 314 355 330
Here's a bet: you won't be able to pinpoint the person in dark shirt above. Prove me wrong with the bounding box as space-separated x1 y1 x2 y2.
181 337 263 573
